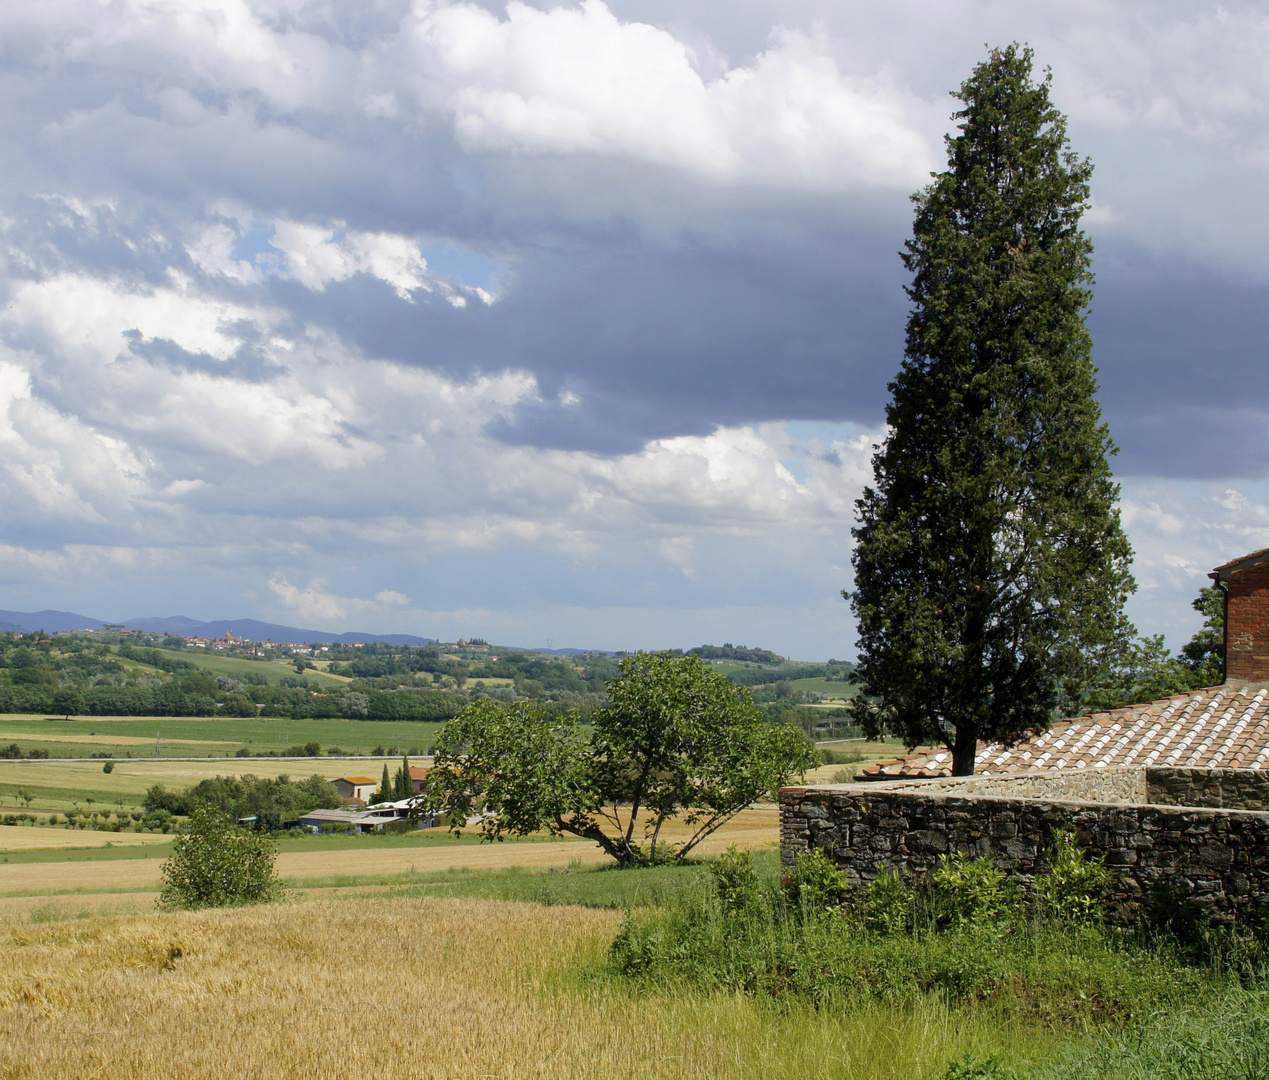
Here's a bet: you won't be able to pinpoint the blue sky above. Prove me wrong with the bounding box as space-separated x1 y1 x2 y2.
1 0 1268 658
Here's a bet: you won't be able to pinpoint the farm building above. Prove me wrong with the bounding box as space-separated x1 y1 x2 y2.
333 776 379 802
299 799 438 834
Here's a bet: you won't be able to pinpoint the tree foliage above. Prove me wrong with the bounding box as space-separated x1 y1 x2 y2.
158 804 284 909
848 45 1135 774
1179 584 1225 687
143 774 340 829
1081 634 1196 714
428 653 815 865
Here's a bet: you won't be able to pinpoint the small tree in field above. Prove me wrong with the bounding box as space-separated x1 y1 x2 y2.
849 45 1134 774
158 804 284 909
428 653 815 865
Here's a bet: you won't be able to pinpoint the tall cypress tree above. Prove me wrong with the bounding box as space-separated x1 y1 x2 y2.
394 755 412 800
849 45 1135 775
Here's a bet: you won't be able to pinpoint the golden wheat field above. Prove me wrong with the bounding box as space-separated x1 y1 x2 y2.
0 893 1003 1080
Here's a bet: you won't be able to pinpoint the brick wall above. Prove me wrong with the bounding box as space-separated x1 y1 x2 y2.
1225 565 1269 683
781 784 1269 920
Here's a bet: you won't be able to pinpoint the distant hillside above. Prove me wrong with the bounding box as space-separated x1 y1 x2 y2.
0 609 104 634
122 616 433 646
0 609 432 646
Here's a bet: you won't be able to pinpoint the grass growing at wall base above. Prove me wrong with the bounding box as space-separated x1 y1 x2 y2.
609 848 1269 1062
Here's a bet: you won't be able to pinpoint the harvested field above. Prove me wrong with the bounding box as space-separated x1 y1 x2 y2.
0 894 998 1079
0 826 170 853
0 806 781 897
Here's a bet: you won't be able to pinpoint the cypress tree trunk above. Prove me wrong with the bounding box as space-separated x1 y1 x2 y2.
849 45 1135 776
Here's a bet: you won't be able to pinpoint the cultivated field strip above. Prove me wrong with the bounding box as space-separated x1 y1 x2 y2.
0 826 170 852
0 807 783 896
0 894 998 1079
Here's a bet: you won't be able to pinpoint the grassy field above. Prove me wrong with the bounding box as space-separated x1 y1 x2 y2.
0 754 440 814
0 822 1262 1078
0 735 906 812
784 676 857 698
0 891 1021 1080
0 714 444 759
145 647 348 689
0 804 781 880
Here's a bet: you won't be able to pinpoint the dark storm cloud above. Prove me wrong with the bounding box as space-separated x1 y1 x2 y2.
1092 248 1269 478
274 219 906 452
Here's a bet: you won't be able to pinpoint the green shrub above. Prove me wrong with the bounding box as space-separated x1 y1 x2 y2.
867 867 914 935
102 761 114 774
784 848 850 918
709 845 762 915
158 804 285 910
1142 881 1208 948
941 1055 1014 1080
1033 831 1115 926
933 853 1016 930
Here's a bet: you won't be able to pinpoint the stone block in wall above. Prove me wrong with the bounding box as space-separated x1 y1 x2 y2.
904 829 948 854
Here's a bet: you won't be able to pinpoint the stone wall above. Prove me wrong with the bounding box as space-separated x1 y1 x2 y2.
1146 767 1269 810
879 766 1147 804
875 765 1269 811
780 784 1269 920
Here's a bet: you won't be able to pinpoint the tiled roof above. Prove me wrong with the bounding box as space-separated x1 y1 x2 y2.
337 776 378 785
1212 547 1269 577
859 685 1269 779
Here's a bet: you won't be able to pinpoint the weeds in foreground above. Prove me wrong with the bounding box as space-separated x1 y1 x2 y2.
612 842 1269 1032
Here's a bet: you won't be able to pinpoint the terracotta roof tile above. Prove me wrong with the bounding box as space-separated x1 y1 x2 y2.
858 685 1269 779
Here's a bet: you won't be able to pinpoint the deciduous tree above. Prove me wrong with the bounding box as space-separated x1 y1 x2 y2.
428 653 815 865
1178 585 1224 687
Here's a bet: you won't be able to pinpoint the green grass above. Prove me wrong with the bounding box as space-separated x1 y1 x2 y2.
388 858 713 909
782 676 858 697
0 782 133 808
146 647 348 688
0 714 445 757
0 824 580 867
1012 985 1269 1079
0 843 174 866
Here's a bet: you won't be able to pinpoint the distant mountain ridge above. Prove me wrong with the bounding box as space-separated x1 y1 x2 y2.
0 609 433 646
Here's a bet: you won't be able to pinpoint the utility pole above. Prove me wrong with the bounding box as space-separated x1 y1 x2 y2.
155 730 160 757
